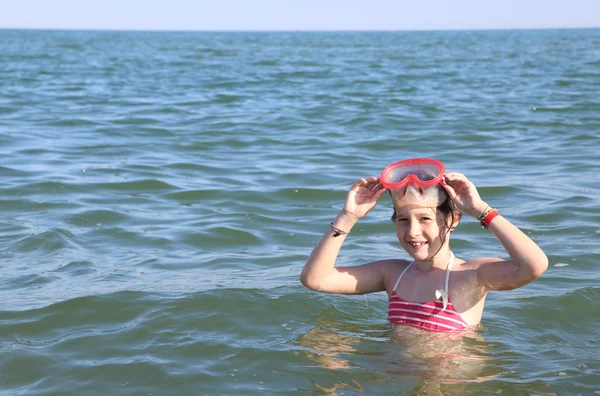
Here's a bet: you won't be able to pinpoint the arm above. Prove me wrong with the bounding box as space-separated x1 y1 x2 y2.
476 214 548 290
442 172 548 291
300 176 388 295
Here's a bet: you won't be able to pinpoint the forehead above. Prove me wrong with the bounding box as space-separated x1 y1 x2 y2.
395 205 437 216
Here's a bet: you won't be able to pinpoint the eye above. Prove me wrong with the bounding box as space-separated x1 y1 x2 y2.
420 217 432 222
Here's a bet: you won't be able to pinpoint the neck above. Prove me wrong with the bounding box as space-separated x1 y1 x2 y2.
414 249 452 272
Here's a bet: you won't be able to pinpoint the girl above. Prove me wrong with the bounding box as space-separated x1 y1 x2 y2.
300 160 548 332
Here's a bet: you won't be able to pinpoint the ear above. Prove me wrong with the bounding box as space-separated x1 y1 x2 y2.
448 212 462 232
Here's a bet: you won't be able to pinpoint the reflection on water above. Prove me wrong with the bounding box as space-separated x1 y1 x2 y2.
298 323 501 394
299 326 359 371
298 326 368 395
386 326 500 394
304 379 364 396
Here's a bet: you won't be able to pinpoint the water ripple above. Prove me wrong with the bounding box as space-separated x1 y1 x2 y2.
1 28 599 394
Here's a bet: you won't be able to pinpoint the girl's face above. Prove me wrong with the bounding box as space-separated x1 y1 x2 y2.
393 205 449 261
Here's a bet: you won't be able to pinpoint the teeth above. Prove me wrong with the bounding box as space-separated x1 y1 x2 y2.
409 241 426 248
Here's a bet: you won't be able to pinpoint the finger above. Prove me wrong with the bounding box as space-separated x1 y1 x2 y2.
366 186 387 204
351 178 368 190
441 183 457 199
374 187 387 200
444 172 464 180
443 174 466 190
365 178 381 191
371 181 386 192
444 172 471 185
368 179 385 191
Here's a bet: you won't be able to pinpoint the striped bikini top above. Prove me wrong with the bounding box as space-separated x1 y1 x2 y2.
388 252 470 332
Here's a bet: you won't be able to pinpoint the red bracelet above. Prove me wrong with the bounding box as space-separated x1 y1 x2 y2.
480 209 500 229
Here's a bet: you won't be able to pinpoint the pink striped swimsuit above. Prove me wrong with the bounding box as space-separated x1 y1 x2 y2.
388 252 470 332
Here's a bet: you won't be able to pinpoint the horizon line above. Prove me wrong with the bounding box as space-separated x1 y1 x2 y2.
1 26 599 34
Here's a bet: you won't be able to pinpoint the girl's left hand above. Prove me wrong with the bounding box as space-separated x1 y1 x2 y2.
441 172 488 218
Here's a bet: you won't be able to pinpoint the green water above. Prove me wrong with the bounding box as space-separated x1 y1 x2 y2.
1 29 599 395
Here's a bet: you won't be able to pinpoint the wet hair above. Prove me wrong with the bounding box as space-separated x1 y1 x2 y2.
436 194 462 237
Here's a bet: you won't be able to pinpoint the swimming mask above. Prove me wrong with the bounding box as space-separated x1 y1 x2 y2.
380 158 446 207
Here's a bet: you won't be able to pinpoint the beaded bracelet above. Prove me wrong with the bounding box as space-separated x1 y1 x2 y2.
480 209 500 229
330 222 349 237
477 206 493 221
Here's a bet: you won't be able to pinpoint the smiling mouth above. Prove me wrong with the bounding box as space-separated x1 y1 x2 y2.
407 241 427 249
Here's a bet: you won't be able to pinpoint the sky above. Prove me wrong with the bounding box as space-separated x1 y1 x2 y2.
0 0 599 31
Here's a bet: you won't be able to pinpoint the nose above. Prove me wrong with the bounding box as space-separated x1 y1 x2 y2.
408 219 421 238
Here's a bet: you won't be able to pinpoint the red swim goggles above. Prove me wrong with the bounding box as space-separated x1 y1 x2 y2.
379 158 445 190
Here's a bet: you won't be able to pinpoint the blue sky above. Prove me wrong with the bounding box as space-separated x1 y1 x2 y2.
1 0 599 31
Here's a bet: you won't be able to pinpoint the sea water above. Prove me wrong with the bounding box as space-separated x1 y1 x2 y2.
1 29 599 394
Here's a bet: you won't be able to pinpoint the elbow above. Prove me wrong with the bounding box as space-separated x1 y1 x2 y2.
510 255 549 290
527 253 549 281
534 253 549 277
300 272 310 289
300 269 330 292
300 270 319 291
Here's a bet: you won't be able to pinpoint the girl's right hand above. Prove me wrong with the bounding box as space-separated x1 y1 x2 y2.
341 176 387 221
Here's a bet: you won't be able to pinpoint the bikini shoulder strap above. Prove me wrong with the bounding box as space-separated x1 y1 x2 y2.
444 251 455 293
392 261 414 293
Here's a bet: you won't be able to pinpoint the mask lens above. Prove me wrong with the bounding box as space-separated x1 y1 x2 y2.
414 164 441 181
380 158 444 189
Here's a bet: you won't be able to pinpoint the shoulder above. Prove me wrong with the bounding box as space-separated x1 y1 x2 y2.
358 258 411 277
452 255 504 290
458 256 504 270
373 258 412 292
451 256 492 309
359 258 411 275
376 258 412 272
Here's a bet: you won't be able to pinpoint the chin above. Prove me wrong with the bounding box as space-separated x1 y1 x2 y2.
406 249 431 261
